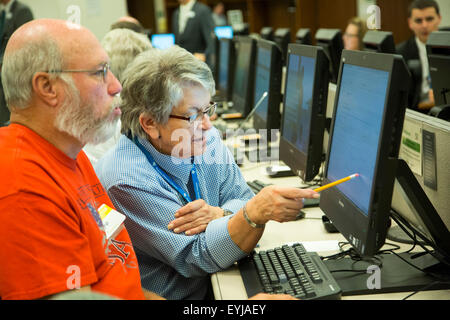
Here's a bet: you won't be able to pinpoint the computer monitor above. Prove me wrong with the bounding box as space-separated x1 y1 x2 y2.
317 50 443 296
274 28 291 65
390 109 450 260
427 31 450 108
217 38 236 102
315 28 343 84
260 27 274 41
252 39 283 142
363 30 396 53
231 36 256 117
214 26 234 39
279 44 329 182
320 49 410 258
295 28 312 45
150 33 175 49
233 23 249 36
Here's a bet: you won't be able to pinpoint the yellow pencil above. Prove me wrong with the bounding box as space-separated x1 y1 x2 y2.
314 173 359 192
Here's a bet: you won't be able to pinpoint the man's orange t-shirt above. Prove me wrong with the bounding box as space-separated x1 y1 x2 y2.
0 124 145 300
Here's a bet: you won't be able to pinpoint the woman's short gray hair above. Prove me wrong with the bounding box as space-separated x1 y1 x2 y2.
101 28 152 83
120 45 216 139
1 37 63 110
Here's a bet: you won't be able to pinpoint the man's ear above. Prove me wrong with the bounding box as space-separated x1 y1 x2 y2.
407 17 413 30
139 113 160 140
31 72 59 107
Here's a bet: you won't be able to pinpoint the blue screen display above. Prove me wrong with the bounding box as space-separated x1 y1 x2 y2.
327 64 389 215
218 40 229 91
254 46 271 121
282 54 315 154
215 26 233 39
151 34 175 50
233 41 252 101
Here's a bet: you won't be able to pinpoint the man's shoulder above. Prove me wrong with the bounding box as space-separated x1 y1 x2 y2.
194 1 212 13
396 36 418 59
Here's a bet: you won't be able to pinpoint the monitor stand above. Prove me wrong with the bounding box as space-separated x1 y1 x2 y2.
323 159 450 296
323 252 450 296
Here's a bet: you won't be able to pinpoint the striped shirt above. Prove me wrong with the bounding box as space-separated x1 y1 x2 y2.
95 128 254 299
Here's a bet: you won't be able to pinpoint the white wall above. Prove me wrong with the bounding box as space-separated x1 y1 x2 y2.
436 0 450 28
21 0 128 40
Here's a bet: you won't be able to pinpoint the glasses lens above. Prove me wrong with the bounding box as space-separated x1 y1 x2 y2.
207 102 216 117
103 64 109 82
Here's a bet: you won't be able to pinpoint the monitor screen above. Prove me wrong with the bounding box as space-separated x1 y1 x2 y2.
254 46 272 123
151 34 175 49
215 26 233 39
253 40 282 141
279 44 329 182
232 37 256 116
218 39 230 92
326 64 389 215
282 54 315 153
321 49 410 258
217 38 235 102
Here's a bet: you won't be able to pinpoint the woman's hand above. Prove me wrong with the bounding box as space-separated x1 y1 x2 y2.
167 199 224 235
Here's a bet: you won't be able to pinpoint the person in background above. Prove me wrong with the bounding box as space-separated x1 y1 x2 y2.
396 0 441 112
83 28 153 165
212 1 227 26
95 45 319 300
110 16 146 34
343 17 367 51
0 18 163 300
0 0 33 126
172 0 215 65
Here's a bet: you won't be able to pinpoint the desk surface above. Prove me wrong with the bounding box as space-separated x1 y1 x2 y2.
211 153 450 300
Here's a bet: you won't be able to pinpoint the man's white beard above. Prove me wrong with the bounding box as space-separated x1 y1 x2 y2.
54 77 120 145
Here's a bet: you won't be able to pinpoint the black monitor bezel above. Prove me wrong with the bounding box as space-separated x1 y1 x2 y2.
279 43 329 182
362 30 396 54
295 28 312 45
260 26 274 41
231 36 257 117
274 28 291 65
427 31 450 107
315 28 343 84
320 49 410 257
252 39 283 141
218 37 236 102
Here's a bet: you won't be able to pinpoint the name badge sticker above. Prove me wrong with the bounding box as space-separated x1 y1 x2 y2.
97 204 126 240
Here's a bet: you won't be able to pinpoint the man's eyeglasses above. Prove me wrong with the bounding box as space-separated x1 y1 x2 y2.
46 63 110 82
169 102 217 124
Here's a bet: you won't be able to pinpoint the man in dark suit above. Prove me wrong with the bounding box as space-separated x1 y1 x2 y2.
171 0 214 66
396 0 440 113
0 0 33 126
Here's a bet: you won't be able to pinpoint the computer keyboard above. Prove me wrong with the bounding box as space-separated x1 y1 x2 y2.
239 243 342 300
246 180 320 207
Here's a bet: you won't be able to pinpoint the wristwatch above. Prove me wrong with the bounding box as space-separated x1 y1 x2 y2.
222 208 234 217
